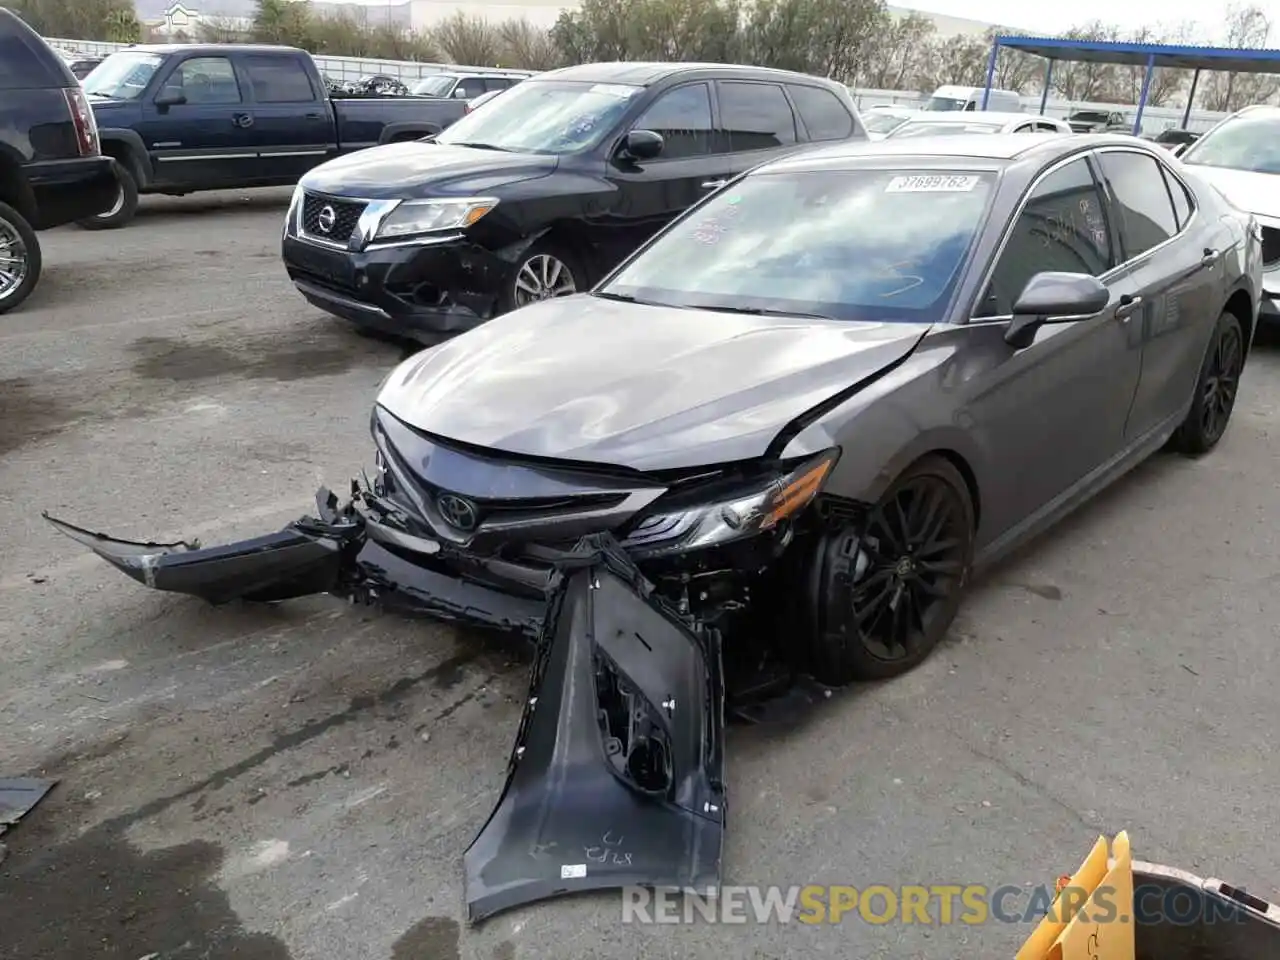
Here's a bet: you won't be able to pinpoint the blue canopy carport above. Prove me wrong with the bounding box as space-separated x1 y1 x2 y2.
981 35 1280 135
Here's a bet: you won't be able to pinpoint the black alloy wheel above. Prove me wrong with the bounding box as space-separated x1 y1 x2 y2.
807 455 975 684
1170 310 1245 456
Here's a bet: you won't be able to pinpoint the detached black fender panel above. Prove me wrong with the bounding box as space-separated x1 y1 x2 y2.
464 534 726 923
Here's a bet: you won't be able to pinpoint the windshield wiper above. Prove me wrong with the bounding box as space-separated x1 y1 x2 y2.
447 141 509 151
696 304 832 321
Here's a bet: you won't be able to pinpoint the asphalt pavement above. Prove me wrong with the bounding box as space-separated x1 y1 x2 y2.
2 187 1279 960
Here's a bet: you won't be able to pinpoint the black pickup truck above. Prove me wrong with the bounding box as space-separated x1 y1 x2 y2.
78 44 468 229
0 8 117 313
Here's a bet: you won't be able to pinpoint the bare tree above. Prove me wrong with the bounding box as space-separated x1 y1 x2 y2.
1202 3 1279 112
1052 20 1121 102
914 33 990 91
860 12 935 91
196 15 249 43
431 12 503 66
498 18 564 70
987 27 1042 94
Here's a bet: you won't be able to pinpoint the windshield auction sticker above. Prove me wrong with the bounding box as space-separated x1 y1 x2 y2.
885 174 980 193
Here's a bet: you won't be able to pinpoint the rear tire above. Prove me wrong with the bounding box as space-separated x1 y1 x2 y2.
0 200 42 315
76 159 139 230
804 455 976 685
1169 309 1244 456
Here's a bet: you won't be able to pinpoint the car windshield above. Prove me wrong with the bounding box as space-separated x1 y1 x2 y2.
891 120 1002 138
433 79 642 154
925 96 969 111
1070 111 1109 122
82 52 164 100
413 75 456 97
597 168 996 324
1181 113 1280 174
864 112 912 133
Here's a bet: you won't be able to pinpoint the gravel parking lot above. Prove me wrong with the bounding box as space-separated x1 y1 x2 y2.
2 188 1279 960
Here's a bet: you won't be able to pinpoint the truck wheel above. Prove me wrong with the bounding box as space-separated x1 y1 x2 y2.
76 159 139 230
0 200 42 315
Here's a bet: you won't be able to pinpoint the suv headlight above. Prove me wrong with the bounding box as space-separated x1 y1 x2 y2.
622 449 840 557
373 196 498 241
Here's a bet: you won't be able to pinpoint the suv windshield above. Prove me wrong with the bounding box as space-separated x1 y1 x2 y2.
413 75 456 97
1181 112 1280 174
864 112 912 134
82 51 163 99
1069 111 1109 122
434 79 642 154
598 168 996 324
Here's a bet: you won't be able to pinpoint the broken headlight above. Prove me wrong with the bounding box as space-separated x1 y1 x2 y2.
373 196 499 241
621 449 839 557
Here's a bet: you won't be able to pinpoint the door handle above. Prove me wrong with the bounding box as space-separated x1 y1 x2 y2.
1200 247 1221 267
701 179 727 190
1115 294 1143 321
233 113 254 128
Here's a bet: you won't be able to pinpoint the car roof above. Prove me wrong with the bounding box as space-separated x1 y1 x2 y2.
533 60 841 87
763 132 1150 170
898 112 1035 125
121 42 302 56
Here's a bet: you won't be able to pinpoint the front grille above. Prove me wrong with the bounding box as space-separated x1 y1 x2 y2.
301 193 366 244
1262 226 1280 267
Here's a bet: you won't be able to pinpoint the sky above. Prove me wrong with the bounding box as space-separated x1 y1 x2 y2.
903 0 1273 41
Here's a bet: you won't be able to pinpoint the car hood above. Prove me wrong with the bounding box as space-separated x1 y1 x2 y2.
375 297 929 472
300 141 558 199
1185 165 1280 219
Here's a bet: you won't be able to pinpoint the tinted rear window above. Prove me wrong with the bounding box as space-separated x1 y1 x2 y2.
0 15 69 90
787 84 855 141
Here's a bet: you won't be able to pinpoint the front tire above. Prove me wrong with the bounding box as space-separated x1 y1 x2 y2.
500 240 583 314
1169 309 1244 456
805 455 976 684
0 200 42 315
76 159 139 231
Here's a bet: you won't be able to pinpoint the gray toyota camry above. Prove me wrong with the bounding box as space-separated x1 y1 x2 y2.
47 133 1262 921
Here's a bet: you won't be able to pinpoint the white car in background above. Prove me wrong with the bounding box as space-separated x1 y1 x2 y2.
1177 104 1280 322
862 105 918 140
886 111 1073 139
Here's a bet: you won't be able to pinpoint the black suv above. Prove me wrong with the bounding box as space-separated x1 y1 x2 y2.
0 9 116 313
282 61 867 342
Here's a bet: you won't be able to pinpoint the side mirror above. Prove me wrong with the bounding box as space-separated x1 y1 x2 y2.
1172 142 1189 157
453 87 469 98
154 90 186 108
618 128 664 162
1004 271 1110 348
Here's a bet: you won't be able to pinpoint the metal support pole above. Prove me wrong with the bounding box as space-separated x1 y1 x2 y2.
982 38 998 110
1182 69 1201 127
1039 60 1053 114
1133 54 1155 136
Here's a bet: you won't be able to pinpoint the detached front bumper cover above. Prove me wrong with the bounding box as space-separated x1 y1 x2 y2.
43 495 726 923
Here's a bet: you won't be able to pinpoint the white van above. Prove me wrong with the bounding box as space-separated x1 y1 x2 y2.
925 85 1022 113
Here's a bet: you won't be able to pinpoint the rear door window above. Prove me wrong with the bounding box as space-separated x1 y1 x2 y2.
0 32 62 89
1096 150 1180 259
716 81 797 153
1160 165 1194 230
785 84 855 141
243 55 315 103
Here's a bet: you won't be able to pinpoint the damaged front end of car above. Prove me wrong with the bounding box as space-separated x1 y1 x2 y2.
43 402 850 921
41 481 739 921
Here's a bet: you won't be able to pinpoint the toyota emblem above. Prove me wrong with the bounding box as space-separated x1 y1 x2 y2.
317 205 337 233
436 493 478 531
